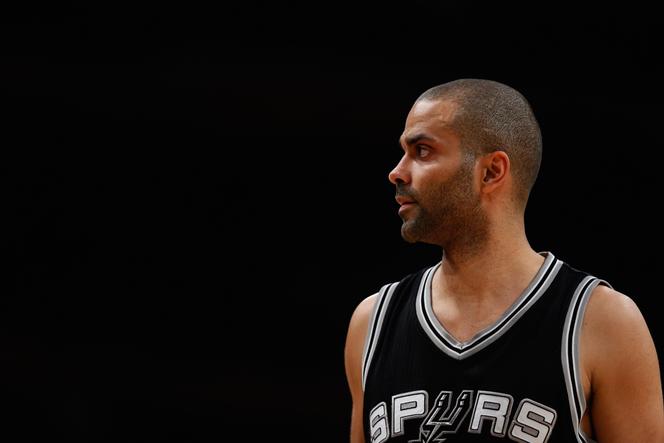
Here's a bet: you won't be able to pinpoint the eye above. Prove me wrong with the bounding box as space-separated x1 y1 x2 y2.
416 145 431 158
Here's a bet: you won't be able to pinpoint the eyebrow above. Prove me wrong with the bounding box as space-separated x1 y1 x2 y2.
401 133 436 147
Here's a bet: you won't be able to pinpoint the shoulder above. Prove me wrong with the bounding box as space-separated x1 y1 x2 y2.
345 267 430 351
581 283 659 386
583 284 648 346
345 292 380 354
344 292 380 398
581 284 664 438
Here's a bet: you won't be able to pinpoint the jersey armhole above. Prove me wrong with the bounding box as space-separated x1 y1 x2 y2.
562 276 612 443
361 281 398 391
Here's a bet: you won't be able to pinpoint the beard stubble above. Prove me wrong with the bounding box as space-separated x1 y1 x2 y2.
398 155 488 251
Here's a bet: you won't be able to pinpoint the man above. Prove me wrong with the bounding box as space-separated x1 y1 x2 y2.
344 79 663 442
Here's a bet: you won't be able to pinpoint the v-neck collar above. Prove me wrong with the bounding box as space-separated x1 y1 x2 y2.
415 251 562 360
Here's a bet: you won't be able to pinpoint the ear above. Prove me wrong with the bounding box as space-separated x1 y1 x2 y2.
479 150 510 194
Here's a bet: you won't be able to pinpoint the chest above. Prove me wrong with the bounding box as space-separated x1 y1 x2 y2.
364 277 578 441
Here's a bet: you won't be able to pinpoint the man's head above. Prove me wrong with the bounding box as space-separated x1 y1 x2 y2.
389 79 542 247
417 79 542 204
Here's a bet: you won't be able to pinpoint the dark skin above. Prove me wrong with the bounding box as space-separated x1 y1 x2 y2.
344 98 664 442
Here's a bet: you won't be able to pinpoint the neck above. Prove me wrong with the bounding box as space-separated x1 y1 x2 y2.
435 222 544 304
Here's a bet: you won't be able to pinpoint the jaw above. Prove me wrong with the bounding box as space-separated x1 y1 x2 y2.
400 207 489 251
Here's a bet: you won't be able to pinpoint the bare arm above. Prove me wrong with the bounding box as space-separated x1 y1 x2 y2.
582 285 664 442
344 293 378 443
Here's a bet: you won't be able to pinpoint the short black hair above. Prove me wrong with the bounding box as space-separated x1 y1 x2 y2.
418 79 542 207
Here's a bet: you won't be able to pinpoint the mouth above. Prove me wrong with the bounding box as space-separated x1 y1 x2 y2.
395 195 416 206
396 197 417 215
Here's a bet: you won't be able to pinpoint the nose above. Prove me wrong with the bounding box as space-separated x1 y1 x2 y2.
388 155 410 185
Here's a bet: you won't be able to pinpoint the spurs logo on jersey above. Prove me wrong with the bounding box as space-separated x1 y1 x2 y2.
417 390 473 441
369 389 557 443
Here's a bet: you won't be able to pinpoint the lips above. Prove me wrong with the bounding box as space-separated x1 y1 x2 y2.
395 195 417 216
395 195 416 206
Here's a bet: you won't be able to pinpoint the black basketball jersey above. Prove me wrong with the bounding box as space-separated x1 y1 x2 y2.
362 252 609 443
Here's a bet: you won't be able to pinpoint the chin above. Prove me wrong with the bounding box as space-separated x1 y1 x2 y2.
400 225 421 244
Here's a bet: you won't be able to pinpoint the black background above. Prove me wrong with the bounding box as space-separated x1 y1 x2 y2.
2 3 663 442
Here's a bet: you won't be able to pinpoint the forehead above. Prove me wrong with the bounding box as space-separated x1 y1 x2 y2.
401 99 460 144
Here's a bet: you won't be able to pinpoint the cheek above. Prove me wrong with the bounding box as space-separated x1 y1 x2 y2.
416 180 445 208
412 166 444 195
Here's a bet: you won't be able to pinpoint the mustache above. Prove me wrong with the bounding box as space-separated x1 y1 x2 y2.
395 183 417 201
